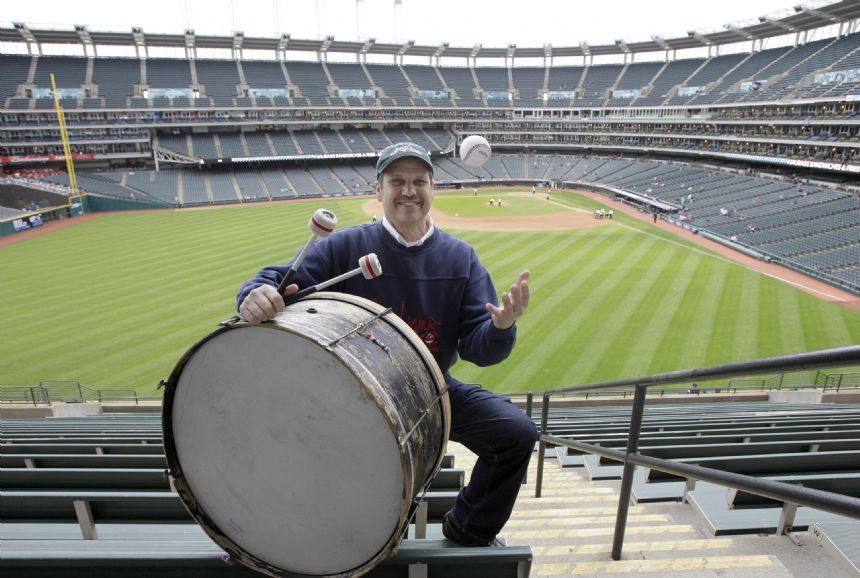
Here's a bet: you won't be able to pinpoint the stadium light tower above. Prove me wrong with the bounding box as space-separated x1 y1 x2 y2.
724 24 755 41
132 27 146 59
232 31 244 60
13 22 38 55
277 33 290 61
359 37 375 63
184 29 196 60
758 15 796 32
433 42 448 66
793 4 838 21
579 42 591 66
687 30 715 56
397 39 414 65
651 35 673 61
470 43 482 67
74 25 94 57
615 39 631 63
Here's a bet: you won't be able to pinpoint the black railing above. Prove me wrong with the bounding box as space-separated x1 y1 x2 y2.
0 381 155 405
533 344 860 561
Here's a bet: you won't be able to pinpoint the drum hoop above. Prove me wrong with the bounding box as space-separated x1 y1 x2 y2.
162 292 450 577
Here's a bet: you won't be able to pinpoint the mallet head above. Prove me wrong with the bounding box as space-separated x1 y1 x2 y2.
309 209 337 238
359 253 382 279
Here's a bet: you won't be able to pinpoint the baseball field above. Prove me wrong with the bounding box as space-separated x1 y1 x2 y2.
3 188 859 396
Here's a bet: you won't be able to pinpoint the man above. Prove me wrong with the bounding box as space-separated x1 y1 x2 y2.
238 142 537 547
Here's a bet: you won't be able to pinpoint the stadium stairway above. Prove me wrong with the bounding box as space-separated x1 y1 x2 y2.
508 442 857 577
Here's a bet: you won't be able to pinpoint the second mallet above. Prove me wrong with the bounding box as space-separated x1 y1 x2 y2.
277 208 337 295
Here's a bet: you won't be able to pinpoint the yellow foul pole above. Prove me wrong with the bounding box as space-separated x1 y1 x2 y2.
50 73 79 196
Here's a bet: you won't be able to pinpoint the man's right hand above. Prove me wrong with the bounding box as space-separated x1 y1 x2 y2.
239 284 298 324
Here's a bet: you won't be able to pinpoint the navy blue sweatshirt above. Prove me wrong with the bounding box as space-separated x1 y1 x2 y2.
237 222 516 384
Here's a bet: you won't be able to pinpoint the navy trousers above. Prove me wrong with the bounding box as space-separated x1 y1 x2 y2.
446 381 539 541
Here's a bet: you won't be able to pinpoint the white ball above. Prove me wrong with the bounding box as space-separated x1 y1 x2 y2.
459 135 491 167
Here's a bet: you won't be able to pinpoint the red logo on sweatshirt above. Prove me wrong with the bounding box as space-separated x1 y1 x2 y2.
400 301 442 353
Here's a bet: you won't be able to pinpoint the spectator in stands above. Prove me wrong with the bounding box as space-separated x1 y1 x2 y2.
237 142 537 548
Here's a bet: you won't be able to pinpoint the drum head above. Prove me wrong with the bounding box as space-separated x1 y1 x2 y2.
171 325 404 576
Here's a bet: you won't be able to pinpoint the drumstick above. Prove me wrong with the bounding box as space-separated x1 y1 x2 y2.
284 253 382 305
277 208 338 295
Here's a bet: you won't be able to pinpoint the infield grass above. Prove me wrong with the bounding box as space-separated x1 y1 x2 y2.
3 190 859 396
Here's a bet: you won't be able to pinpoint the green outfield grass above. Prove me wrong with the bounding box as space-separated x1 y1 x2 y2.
3 190 859 396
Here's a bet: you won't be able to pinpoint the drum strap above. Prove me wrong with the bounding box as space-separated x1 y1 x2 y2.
322 307 393 349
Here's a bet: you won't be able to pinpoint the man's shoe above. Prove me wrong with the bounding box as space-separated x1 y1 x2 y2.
442 511 497 547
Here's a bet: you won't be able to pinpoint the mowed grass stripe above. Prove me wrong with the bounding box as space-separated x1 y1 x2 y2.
675 259 730 371
573 242 681 384
729 269 761 362
647 256 717 375
557 238 667 384
452 230 622 387
776 287 808 354
807 291 855 347
491 232 650 390
455 231 643 389
703 265 744 365
616 250 709 378
756 276 785 358
597 244 684 382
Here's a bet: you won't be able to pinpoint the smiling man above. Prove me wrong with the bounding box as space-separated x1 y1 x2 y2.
237 142 536 548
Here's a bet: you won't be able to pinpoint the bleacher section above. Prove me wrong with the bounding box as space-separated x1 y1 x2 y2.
0 55 31 106
32 57 88 110
364 64 413 105
195 60 241 106
0 30 859 113
145 59 193 91
511 67 545 106
1 413 531 577
544 401 860 535
91 59 140 108
285 61 331 105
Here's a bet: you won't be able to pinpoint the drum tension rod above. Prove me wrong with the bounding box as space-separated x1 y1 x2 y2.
399 385 450 446
322 307 393 349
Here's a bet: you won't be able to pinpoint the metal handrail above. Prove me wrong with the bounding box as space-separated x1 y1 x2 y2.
534 344 860 561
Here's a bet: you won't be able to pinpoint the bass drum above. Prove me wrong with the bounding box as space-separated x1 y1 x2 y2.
162 292 450 577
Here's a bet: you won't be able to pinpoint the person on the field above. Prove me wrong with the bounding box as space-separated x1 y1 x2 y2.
238 142 537 548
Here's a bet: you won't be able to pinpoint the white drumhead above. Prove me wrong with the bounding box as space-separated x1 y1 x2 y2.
172 326 404 575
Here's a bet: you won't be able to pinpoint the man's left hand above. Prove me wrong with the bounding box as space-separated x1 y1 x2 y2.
486 270 530 330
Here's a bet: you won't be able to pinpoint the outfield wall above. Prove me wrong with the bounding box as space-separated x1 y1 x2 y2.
0 193 169 237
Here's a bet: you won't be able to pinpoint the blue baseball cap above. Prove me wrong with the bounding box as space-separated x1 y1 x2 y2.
376 142 433 179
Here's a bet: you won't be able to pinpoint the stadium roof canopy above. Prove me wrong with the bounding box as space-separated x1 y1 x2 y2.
2 0 860 59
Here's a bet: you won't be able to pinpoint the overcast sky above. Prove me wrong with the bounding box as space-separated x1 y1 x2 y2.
1 0 818 48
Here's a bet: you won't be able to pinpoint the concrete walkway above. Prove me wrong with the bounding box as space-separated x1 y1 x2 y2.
447 441 853 578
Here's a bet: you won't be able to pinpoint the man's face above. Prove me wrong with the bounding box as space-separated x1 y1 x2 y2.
375 158 433 234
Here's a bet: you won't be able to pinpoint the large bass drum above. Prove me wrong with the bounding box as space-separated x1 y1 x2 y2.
162 292 450 577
